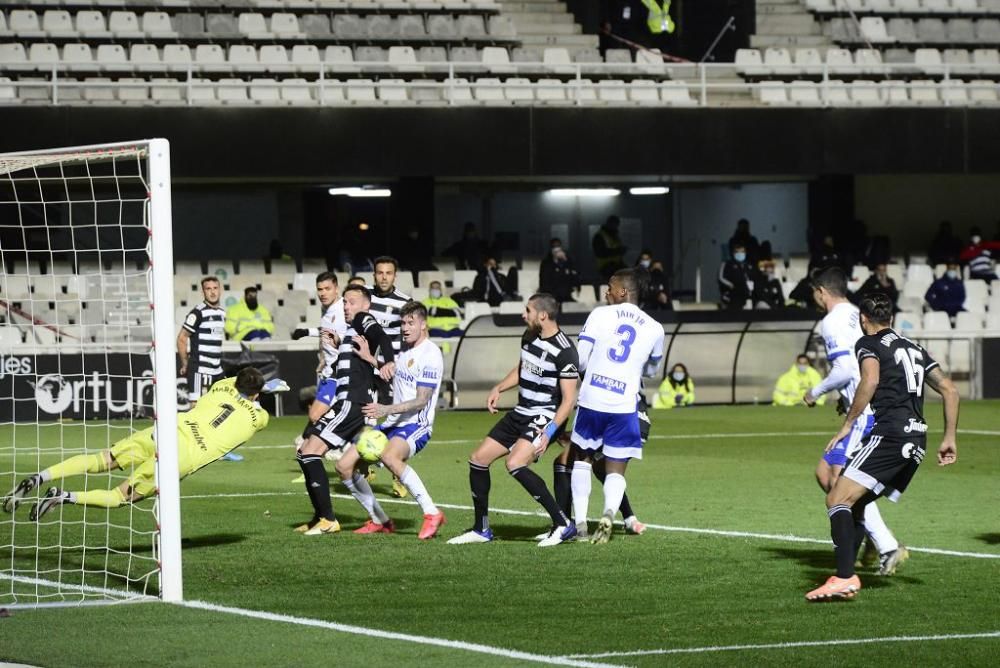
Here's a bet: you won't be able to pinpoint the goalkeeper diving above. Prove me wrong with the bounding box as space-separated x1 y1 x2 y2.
3 367 287 520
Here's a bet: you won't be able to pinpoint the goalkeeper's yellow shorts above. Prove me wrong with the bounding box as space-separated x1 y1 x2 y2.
110 426 197 499
110 427 156 468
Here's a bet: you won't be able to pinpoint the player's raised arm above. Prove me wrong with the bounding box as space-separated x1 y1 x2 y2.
924 365 959 466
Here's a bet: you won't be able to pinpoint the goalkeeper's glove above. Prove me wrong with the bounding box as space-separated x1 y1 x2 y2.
262 379 290 394
291 328 310 340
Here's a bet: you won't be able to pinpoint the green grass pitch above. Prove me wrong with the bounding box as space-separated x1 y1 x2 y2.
1 402 998 667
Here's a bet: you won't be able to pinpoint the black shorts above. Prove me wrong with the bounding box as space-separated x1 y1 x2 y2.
186 370 222 401
488 411 560 450
310 400 366 451
842 432 926 502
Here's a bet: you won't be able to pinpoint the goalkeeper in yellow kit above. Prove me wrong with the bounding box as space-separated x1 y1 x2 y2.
3 367 284 520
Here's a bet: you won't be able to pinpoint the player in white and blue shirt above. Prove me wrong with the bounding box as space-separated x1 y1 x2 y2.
336 301 447 539
805 268 901 564
571 269 665 544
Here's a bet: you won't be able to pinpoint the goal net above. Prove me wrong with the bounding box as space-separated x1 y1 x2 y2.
0 139 181 607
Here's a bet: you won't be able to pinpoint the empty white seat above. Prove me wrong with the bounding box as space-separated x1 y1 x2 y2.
291 44 321 73
473 77 505 102
109 11 144 39
319 79 347 105
986 311 1000 332
195 44 226 69
788 80 821 105
488 15 516 39
324 45 356 72
249 78 281 104
758 81 790 105
880 79 910 103
482 46 514 73
629 79 660 104
850 80 881 105
443 77 473 103
910 79 940 104
150 77 183 104
598 79 628 103
76 11 112 39
661 81 696 106
855 48 884 73
399 14 427 39
793 48 823 75
95 44 128 71
821 79 851 105
763 47 793 75
28 43 59 70
271 13 304 38
42 10 75 38
915 47 943 71
941 81 968 104
457 15 486 39
10 10 44 39
83 76 115 104
954 311 984 331
188 77 218 104
346 78 377 103
0 77 16 105
735 48 764 75
861 17 894 42
568 78 599 104
504 77 534 102
238 13 270 39
259 45 292 73
636 48 667 74
117 77 149 103
387 45 421 72
142 11 178 38
535 78 567 103
378 78 408 103
968 79 1000 104
0 44 29 72
228 45 260 70
543 47 572 74
923 311 952 330
826 48 855 75
162 44 192 72
129 44 161 71
282 77 314 105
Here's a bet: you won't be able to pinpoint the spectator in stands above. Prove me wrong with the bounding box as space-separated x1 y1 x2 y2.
718 243 754 310
653 363 694 409
592 215 627 282
959 227 1000 283
347 275 366 287
772 354 824 407
444 221 489 270
855 262 899 311
539 243 581 303
472 256 512 307
928 220 964 268
728 218 760 265
752 260 784 309
397 228 437 276
924 263 966 318
422 280 463 337
268 239 293 262
638 253 672 311
224 287 275 341
808 234 844 274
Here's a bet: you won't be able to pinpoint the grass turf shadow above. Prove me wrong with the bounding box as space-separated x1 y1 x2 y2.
761 546 925 588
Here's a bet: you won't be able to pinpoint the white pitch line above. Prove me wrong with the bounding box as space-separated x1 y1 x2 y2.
178 599 626 668
179 491 1000 560
561 631 1000 659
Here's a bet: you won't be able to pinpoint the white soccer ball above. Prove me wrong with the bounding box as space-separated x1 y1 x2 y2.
355 428 388 463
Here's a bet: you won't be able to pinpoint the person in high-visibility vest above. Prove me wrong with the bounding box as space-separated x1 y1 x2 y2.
224 287 275 341
422 280 464 337
773 355 825 407
641 0 674 34
653 363 694 409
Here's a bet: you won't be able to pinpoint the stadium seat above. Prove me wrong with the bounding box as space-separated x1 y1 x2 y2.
568 78 599 104
948 339 972 373
629 79 660 104
229 45 261 73
42 10 75 39
821 80 851 106
972 48 1000 74
735 48 764 77
281 78 314 105
825 48 855 76
76 11 113 39
150 77 183 105
887 18 917 43
346 78 377 104
954 311 984 331
457 15 487 39
636 48 668 75
271 13 304 39
451 270 477 290
28 43 59 71
10 10 44 39
488 15 517 39
759 81 791 105
910 79 940 105
977 19 1000 42
907 263 934 284
543 47 573 74
378 79 409 103
828 18 860 42
260 45 292 73
368 15 399 40
854 48 885 76
399 15 427 39
922 0 951 13
82 77 115 104
947 19 976 44
117 77 149 103
207 13 240 39
941 81 969 105
355 46 388 69
861 17 894 42
333 14 366 39
0 43 29 73
482 46 515 74
916 18 947 43
850 80 881 106
969 80 1000 104
195 44 227 70
923 311 951 330
915 48 944 73
986 311 1000 332
129 44 161 72
443 77 474 103
784 81 818 106
505 77 534 103
173 13 208 40
793 48 823 76
324 46 356 73
0 77 17 105
388 46 421 72
894 311 922 334
0 327 24 351
301 13 332 39
463 302 493 324
473 77 506 103
109 11 144 39
661 81 696 106
142 12 177 39
943 48 973 76
427 15 457 39
95 44 128 72
291 45 321 73
163 44 192 72
880 79 910 103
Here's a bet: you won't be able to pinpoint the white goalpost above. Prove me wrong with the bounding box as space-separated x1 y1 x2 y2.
0 139 181 607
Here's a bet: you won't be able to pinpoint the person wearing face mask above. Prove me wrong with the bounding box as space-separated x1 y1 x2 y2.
472 256 512 307
854 262 899 311
636 252 671 311
752 260 785 310
653 363 694 409
718 244 754 310
540 240 581 303
422 280 464 336
924 262 966 318
224 286 275 341
773 355 824 406
959 227 1000 283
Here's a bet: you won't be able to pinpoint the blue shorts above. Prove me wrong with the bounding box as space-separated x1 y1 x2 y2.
824 413 875 467
379 422 431 458
316 378 338 406
570 405 643 461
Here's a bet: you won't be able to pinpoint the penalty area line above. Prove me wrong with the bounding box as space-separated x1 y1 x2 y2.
561 630 1000 659
177 599 628 668
179 491 1000 560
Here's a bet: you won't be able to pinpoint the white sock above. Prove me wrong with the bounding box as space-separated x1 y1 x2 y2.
863 502 898 554
603 472 626 518
571 461 592 526
345 473 390 524
400 465 437 515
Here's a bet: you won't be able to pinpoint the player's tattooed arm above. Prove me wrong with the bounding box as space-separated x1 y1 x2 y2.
363 386 434 419
924 365 959 466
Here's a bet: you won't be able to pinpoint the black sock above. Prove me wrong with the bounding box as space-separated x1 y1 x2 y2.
469 462 491 533
297 453 335 521
829 504 856 579
853 519 867 557
593 461 635 519
300 421 314 440
553 460 571 517
510 466 568 527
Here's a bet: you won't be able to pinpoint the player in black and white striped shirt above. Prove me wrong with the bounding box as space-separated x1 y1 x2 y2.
177 276 226 406
448 293 579 548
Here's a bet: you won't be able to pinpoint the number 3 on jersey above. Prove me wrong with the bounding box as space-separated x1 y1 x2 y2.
608 325 637 363
894 348 925 397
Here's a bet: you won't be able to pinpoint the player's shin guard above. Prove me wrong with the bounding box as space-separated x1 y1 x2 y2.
400 465 437 515
510 466 568 527
469 462 491 533
571 461 592 526
44 453 108 482
602 472 626 518
829 504 856 579
344 473 390 525
297 452 335 521
71 488 126 508
862 502 899 554
553 461 571 517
